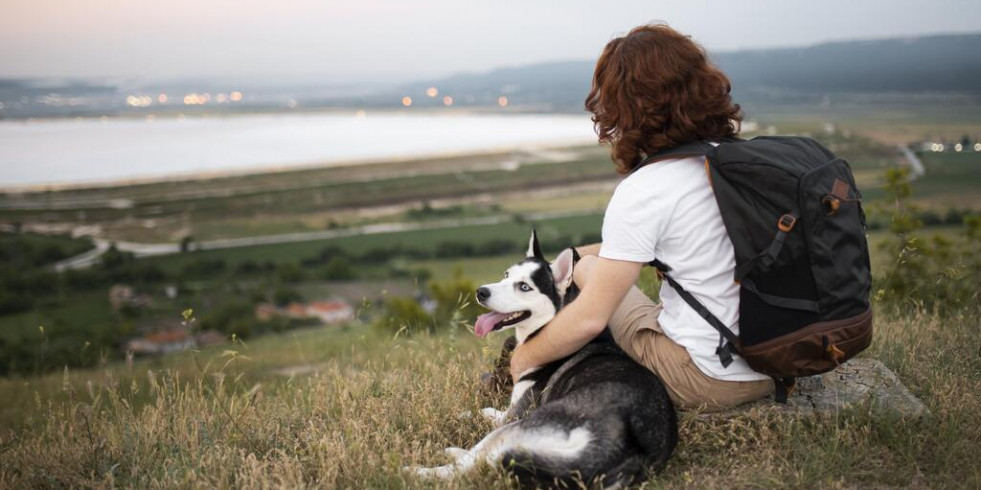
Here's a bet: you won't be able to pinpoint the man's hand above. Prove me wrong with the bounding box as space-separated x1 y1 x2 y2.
509 339 539 383
506 255 641 383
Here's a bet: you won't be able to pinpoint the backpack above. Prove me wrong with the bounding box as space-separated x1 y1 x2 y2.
641 136 873 402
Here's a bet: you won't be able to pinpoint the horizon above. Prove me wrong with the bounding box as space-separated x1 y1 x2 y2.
3 30 980 89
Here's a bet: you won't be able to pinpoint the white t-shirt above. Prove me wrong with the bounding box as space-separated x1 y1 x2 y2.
599 150 769 382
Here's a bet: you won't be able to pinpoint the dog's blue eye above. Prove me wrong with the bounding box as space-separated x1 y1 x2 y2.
518 282 532 292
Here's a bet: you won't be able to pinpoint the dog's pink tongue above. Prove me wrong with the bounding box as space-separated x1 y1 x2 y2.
474 312 508 338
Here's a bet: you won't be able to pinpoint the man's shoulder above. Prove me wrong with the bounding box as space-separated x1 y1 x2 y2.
618 156 704 194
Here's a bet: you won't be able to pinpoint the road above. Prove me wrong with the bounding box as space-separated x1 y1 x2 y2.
897 145 926 180
53 209 595 271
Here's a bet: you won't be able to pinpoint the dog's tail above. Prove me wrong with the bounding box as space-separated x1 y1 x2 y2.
498 449 586 489
495 422 634 489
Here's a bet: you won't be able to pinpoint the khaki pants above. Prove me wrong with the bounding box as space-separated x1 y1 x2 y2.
609 286 773 412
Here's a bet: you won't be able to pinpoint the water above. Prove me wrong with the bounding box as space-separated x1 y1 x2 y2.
0 112 596 187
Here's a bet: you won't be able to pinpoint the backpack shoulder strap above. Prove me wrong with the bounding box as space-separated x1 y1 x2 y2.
649 259 739 368
635 140 717 170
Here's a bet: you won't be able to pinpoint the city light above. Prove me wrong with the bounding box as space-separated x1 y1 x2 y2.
125 95 153 107
183 93 208 105
426 86 438 98
975 143 981 152
498 96 508 107
216 93 228 103
954 143 963 152
442 95 453 106
229 91 244 102
401 96 412 107
157 94 168 104
355 110 367 118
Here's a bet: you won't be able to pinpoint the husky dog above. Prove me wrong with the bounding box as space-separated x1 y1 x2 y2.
406 231 677 488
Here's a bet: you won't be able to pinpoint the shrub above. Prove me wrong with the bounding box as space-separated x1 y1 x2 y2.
375 269 480 335
428 268 481 326
235 260 262 275
272 287 303 307
376 296 433 335
874 167 981 312
322 256 357 280
200 301 256 337
274 263 306 283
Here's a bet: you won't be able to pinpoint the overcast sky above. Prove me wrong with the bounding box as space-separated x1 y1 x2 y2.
2 0 979 83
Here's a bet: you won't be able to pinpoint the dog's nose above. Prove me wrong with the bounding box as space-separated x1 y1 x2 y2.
476 287 490 302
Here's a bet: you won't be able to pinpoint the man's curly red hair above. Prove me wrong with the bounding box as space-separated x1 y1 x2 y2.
585 24 743 174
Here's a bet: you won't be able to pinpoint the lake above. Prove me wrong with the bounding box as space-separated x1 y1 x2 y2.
0 112 597 187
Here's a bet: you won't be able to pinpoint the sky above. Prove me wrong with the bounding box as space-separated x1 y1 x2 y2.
2 0 979 83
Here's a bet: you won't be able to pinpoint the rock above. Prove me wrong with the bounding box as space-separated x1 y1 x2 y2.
706 359 930 420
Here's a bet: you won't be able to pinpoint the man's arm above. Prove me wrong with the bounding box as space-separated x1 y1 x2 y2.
509 256 642 380
575 242 602 257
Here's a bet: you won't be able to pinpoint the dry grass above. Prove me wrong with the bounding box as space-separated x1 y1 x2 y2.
0 304 978 489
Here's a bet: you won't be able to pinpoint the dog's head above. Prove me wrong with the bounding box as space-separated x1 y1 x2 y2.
473 230 579 344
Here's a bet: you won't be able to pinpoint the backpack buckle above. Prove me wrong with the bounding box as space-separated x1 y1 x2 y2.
777 214 797 232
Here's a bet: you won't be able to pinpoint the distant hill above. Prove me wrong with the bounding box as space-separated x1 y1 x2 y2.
3 33 979 119
401 33 981 109
716 34 981 94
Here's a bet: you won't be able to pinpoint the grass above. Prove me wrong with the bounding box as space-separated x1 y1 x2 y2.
0 302 978 488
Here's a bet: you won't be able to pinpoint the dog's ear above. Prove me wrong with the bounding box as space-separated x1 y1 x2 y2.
526 229 544 260
550 248 575 295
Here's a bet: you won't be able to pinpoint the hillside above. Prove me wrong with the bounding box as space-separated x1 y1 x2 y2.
399 33 981 110
1 301 978 488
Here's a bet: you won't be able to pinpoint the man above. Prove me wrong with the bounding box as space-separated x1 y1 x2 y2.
509 24 773 411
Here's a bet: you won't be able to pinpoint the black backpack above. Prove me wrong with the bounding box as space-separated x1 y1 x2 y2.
641 136 873 401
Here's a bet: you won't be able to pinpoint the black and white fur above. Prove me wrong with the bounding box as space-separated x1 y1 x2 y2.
406 231 677 488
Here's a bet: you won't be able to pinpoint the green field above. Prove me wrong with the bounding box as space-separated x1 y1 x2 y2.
0 145 615 242
142 213 604 274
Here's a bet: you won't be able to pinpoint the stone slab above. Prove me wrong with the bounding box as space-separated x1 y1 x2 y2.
706 359 930 420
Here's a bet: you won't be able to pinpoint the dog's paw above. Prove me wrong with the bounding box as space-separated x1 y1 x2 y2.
479 407 506 425
404 464 456 479
444 447 468 460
